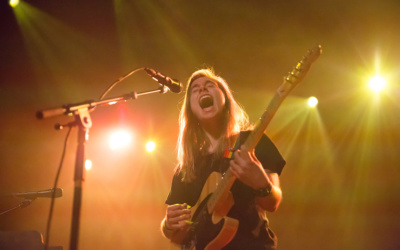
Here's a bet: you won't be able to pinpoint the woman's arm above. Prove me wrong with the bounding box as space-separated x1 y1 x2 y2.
230 145 282 212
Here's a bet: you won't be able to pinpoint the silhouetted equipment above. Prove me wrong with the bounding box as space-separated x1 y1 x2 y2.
0 230 62 250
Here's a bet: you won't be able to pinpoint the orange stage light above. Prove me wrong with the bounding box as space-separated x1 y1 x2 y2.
146 141 156 152
109 129 133 151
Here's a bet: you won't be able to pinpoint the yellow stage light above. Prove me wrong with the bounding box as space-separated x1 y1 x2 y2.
146 141 156 152
109 130 132 151
307 96 318 107
368 75 386 93
9 0 19 8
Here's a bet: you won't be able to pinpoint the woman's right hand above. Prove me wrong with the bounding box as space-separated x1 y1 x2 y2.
165 203 192 230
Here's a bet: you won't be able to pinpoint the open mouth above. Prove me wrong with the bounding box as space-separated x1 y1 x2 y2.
199 95 213 109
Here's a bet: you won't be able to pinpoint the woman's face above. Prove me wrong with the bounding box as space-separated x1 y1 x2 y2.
189 76 226 125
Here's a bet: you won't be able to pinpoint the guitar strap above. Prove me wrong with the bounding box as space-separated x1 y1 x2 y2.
223 132 244 159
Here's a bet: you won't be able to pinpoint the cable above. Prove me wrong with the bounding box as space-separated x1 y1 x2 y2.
43 67 144 249
98 67 145 100
44 126 73 250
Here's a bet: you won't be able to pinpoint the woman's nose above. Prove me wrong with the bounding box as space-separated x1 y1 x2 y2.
199 84 208 92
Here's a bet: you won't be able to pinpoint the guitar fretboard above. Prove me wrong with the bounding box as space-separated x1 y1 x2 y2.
205 45 321 214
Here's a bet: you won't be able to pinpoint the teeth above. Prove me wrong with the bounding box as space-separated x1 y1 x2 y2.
199 95 213 109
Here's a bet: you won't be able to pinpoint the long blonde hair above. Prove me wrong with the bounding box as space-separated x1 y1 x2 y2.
177 68 249 182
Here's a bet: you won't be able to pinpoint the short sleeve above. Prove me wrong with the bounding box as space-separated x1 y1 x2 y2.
239 131 286 175
165 168 205 206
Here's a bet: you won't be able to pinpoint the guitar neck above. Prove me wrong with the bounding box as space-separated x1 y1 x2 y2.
243 80 293 151
205 45 322 214
206 79 294 213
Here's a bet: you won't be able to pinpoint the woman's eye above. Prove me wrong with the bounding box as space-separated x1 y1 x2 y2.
206 83 215 88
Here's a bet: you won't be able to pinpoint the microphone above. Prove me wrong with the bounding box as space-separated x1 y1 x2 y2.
14 188 63 199
144 68 183 93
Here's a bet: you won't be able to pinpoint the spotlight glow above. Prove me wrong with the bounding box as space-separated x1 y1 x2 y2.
9 0 19 7
307 96 318 107
109 130 132 151
368 75 386 93
85 159 92 170
146 141 156 152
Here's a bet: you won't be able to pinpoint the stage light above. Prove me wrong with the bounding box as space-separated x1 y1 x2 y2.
85 159 92 170
9 0 19 7
307 96 318 107
109 130 132 151
368 75 386 93
146 141 156 152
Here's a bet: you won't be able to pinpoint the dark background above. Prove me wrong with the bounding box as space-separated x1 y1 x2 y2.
1 0 399 249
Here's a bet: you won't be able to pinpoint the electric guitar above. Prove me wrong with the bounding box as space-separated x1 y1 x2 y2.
170 45 322 250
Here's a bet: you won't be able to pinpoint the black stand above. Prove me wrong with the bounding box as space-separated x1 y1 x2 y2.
36 86 169 250
69 109 91 250
0 199 34 216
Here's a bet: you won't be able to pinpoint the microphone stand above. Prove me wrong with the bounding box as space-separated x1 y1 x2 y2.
36 85 169 250
0 198 34 216
69 108 90 250
0 189 62 216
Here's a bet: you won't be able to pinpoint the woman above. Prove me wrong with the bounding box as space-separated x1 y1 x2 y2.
161 68 285 249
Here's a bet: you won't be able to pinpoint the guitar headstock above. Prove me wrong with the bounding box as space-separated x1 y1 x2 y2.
285 45 322 86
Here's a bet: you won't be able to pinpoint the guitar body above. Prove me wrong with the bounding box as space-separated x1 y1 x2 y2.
171 172 239 250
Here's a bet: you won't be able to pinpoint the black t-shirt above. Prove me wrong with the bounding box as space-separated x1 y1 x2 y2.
166 131 286 250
